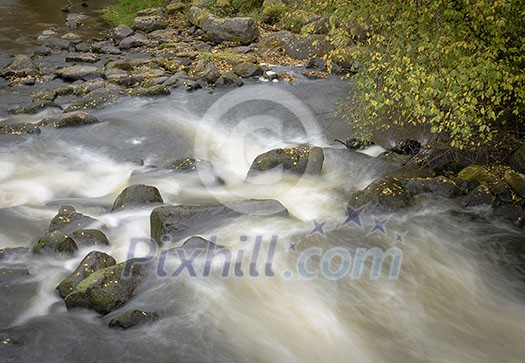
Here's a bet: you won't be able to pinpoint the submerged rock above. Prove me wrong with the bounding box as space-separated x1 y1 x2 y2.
150 200 288 244
48 205 98 234
349 177 414 211
108 310 159 329
167 157 214 173
247 145 324 177
37 111 100 128
0 123 41 135
111 185 164 212
32 230 78 255
8 101 61 115
56 251 116 298
64 260 144 315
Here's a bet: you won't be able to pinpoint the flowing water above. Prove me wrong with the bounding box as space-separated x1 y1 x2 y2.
1 2 525 363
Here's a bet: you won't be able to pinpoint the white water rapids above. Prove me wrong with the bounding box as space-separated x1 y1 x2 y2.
1 81 525 363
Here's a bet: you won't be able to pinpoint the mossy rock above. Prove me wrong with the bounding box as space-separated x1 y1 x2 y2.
111 184 164 212
48 205 98 234
37 111 100 128
247 145 324 177
32 230 78 255
64 261 143 315
0 123 41 135
509 144 525 174
504 169 525 198
457 165 498 189
108 310 159 329
462 184 494 207
350 177 414 211
70 229 110 247
130 85 170 97
56 251 116 298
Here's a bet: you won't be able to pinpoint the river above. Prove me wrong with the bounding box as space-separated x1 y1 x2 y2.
1 1 525 363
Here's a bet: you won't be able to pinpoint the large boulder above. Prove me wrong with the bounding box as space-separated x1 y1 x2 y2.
457 165 498 190
349 177 414 211
64 261 144 315
47 205 98 234
37 111 100 128
247 145 324 177
150 200 288 244
56 251 116 298
188 7 258 45
111 184 164 212
32 230 78 255
0 123 41 135
2 54 39 78
282 35 333 60
56 65 102 81
509 144 525 174
108 310 159 329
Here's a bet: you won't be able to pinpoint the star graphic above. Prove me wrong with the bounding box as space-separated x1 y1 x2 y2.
393 231 408 244
310 220 326 235
368 216 389 235
287 242 297 251
342 205 366 228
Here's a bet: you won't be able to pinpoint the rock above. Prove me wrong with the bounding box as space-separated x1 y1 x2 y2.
33 46 52 56
492 181 514 203
137 7 163 17
48 205 98 234
188 7 258 45
37 111 100 128
108 310 159 329
56 251 116 298
202 63 221 84
179 236 218 249
132 16 166 33
248 145 324 177
112 25 134 42
257 30 294 51
306 15 330 35
167 157 214 173
65 87 122 112
119 34 148 50
0 123 41 135
349 177 414 211
111 184 164 212
105 68 131 86
403 176 461 198
233 62 263 78
64 261 144 315
65 14 88 29
32 230 78 255
166 1 185 15
2 55 38 78
390 139 422 155
215 72 243 87
504 169 525 198
509 144 525 174
70 229 110 247
8 101 61 115
457 165 498 190
151 199 288 244
462 184 494 207
41 37 72 50
283 35 333 60
130 85 170 97
56 65 102 81
65 52 99 63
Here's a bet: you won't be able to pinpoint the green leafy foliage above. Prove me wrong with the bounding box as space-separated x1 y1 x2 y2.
320 0 525 148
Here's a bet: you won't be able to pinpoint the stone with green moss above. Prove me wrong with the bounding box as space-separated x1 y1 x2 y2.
111 184 164 212
56 251 116 298
457 165 498 189
248 145 324 177
108 310 159 329
32 230 78 255
350 176 414 211
64 261 143 315
504 169 525 198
